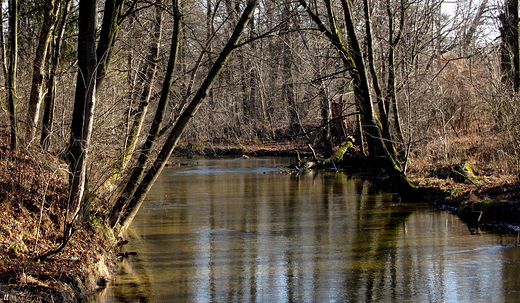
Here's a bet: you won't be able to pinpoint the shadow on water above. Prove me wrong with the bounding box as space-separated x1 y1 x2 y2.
96 157 520 303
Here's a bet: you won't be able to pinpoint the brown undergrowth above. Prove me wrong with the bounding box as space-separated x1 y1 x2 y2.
0 135 114 302
407 130 520 230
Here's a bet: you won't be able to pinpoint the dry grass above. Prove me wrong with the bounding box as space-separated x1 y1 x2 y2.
407 129 518 179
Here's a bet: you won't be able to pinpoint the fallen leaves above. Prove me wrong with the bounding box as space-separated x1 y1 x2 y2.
0 135 114 302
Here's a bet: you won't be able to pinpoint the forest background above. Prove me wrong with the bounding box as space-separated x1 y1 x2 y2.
1 0 520 301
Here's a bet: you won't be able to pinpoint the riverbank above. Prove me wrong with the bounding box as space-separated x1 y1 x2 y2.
412 173 520 232
173 140 520 233
0 136 115 302
1 138 519 302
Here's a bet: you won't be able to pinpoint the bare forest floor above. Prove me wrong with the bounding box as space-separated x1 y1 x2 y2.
1 133 519 302
0 134 114 302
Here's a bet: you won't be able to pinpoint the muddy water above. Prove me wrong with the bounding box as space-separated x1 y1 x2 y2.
100 158 520 302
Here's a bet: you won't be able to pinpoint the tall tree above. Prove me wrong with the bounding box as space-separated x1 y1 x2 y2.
281 1 300 136
38 0 97 261
461 0 489 54
112 0 259 234
110 0 183 228
25 0 59 144
299 0 416 195
119 0 164 173
40 0 73 149
0 0 8 80
96 0 125 90
7 0 19 151
500 0 519 91
66 0 97 232
384 0 406 145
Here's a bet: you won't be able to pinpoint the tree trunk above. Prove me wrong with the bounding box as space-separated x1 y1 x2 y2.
300 0 417 196
120 1 164 173
385 0 405 145
0 0 8 80
25 0 58 144
336 0 381 156
363 0 388 132
500 0 519 91
110 0 182 227
114 0 258 235
96 0 124 90
462 0 488 54
7 0 18 151
363 0 399 159
67 0 97 226
281 2 300 136
340 0 416 195
319 80 333 153
242 14 257 121
41 0 72 150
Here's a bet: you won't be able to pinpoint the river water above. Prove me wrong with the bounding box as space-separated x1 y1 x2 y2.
99 157 520 302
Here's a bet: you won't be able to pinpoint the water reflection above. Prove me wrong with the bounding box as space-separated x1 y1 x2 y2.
102 158 520 303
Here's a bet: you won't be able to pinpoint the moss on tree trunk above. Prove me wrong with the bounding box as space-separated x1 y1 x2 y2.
324 139 354 163
434 162 481 185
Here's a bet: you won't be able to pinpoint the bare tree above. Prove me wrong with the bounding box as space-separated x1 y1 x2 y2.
461 0 489 53
25 0 59 144
40 0 73 149
0 0 8 80
7 0 19 151
299 0 416 195
280 1 301 136
112 0 259 234
119 0 165 173
38 0 97 261
109 0 182 228
96 0 126 90
500 0 519 91
66 0 98 234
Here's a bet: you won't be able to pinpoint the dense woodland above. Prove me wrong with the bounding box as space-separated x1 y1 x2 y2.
1 0 520 287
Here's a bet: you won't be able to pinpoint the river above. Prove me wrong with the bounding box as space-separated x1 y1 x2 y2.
97 157 520 302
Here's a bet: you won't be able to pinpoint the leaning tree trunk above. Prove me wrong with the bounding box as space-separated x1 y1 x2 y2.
462 0 488 55
113 0 259 235
109 0 182 228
